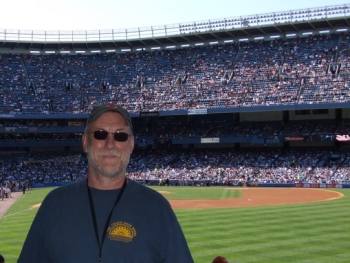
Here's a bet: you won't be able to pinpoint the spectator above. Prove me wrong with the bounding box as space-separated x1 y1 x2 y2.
18 104 194 262
212 256 229 263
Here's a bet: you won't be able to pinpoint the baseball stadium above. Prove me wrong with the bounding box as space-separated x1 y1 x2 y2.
1 2 350 262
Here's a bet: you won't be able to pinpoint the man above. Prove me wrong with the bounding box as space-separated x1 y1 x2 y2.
22 182 26 194
18 104 194 263
0 254 4 263
0 186 4 201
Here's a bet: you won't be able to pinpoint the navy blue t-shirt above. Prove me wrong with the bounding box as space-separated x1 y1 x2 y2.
18 179 194 263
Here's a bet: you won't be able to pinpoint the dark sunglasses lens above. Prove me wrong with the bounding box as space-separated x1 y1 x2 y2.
93 130 109 140
114 132 129 142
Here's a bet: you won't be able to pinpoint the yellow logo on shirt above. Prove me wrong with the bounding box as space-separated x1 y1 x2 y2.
107 222 137 242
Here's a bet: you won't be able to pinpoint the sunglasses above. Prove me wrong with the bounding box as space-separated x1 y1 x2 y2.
89 130 132 142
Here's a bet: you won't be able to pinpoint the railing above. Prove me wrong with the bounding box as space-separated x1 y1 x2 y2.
0 3 349 43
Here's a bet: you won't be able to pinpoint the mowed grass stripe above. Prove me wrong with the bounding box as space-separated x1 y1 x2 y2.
176 189 350 263
1 187 350 263
220 188 228 199
188 229 350 261
178 209 350 231
151 186 242 200
189 238 350 257
181 216 350 244
183 214 350 240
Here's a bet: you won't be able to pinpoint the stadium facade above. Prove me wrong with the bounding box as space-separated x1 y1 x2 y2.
1 3 350 154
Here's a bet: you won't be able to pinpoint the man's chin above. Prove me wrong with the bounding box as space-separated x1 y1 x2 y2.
101 175 118 180
99 170 123 179
91 165 123 179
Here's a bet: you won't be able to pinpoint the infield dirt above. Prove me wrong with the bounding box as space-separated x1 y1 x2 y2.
168 188 343 209
0 192 22 218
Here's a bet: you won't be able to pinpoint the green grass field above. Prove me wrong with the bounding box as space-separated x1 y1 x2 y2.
1 186 350 263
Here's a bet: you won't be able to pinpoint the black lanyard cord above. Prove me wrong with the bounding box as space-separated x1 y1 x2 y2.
87 178 127 263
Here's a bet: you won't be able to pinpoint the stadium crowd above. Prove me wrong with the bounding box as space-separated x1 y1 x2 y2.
1 32 350 114
1 148 350 192
1 31 350 193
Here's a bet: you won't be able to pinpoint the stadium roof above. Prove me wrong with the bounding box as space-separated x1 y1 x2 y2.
0 3 350 52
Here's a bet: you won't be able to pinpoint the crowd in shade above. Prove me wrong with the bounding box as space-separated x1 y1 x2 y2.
1 117 350 142
1 32 350 114
1 148 350 191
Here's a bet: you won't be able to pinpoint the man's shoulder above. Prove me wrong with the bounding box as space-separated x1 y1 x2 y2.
45 179 86 200
127 179 155 193
57 179 85 191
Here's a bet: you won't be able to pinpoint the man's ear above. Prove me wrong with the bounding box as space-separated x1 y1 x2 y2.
82 133 88 153
130 135 135 153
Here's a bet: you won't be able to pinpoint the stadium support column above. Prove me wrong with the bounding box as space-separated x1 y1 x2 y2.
49 99 54 113
335 108 342 121
65 81 71 91
284 138 289 150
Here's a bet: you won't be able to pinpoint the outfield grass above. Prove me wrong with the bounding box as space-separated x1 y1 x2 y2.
0 186 349 263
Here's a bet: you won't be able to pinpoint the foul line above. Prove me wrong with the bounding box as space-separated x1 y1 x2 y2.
1 207 37 219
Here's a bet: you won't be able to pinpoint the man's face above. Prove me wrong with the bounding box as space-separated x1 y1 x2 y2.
82 111 134 180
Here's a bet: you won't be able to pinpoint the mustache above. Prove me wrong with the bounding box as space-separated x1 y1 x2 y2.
97 152 121 157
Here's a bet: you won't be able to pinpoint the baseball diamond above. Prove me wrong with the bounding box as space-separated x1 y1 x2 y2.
0 187 350 263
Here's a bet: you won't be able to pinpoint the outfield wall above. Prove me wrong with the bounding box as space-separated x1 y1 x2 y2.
294 183 350 188
31 181 350 188
249 183 350 188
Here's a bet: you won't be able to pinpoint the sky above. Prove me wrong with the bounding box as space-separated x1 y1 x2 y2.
0 0 349 31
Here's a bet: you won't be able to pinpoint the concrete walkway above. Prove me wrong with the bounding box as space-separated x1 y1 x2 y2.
0 192 22 219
